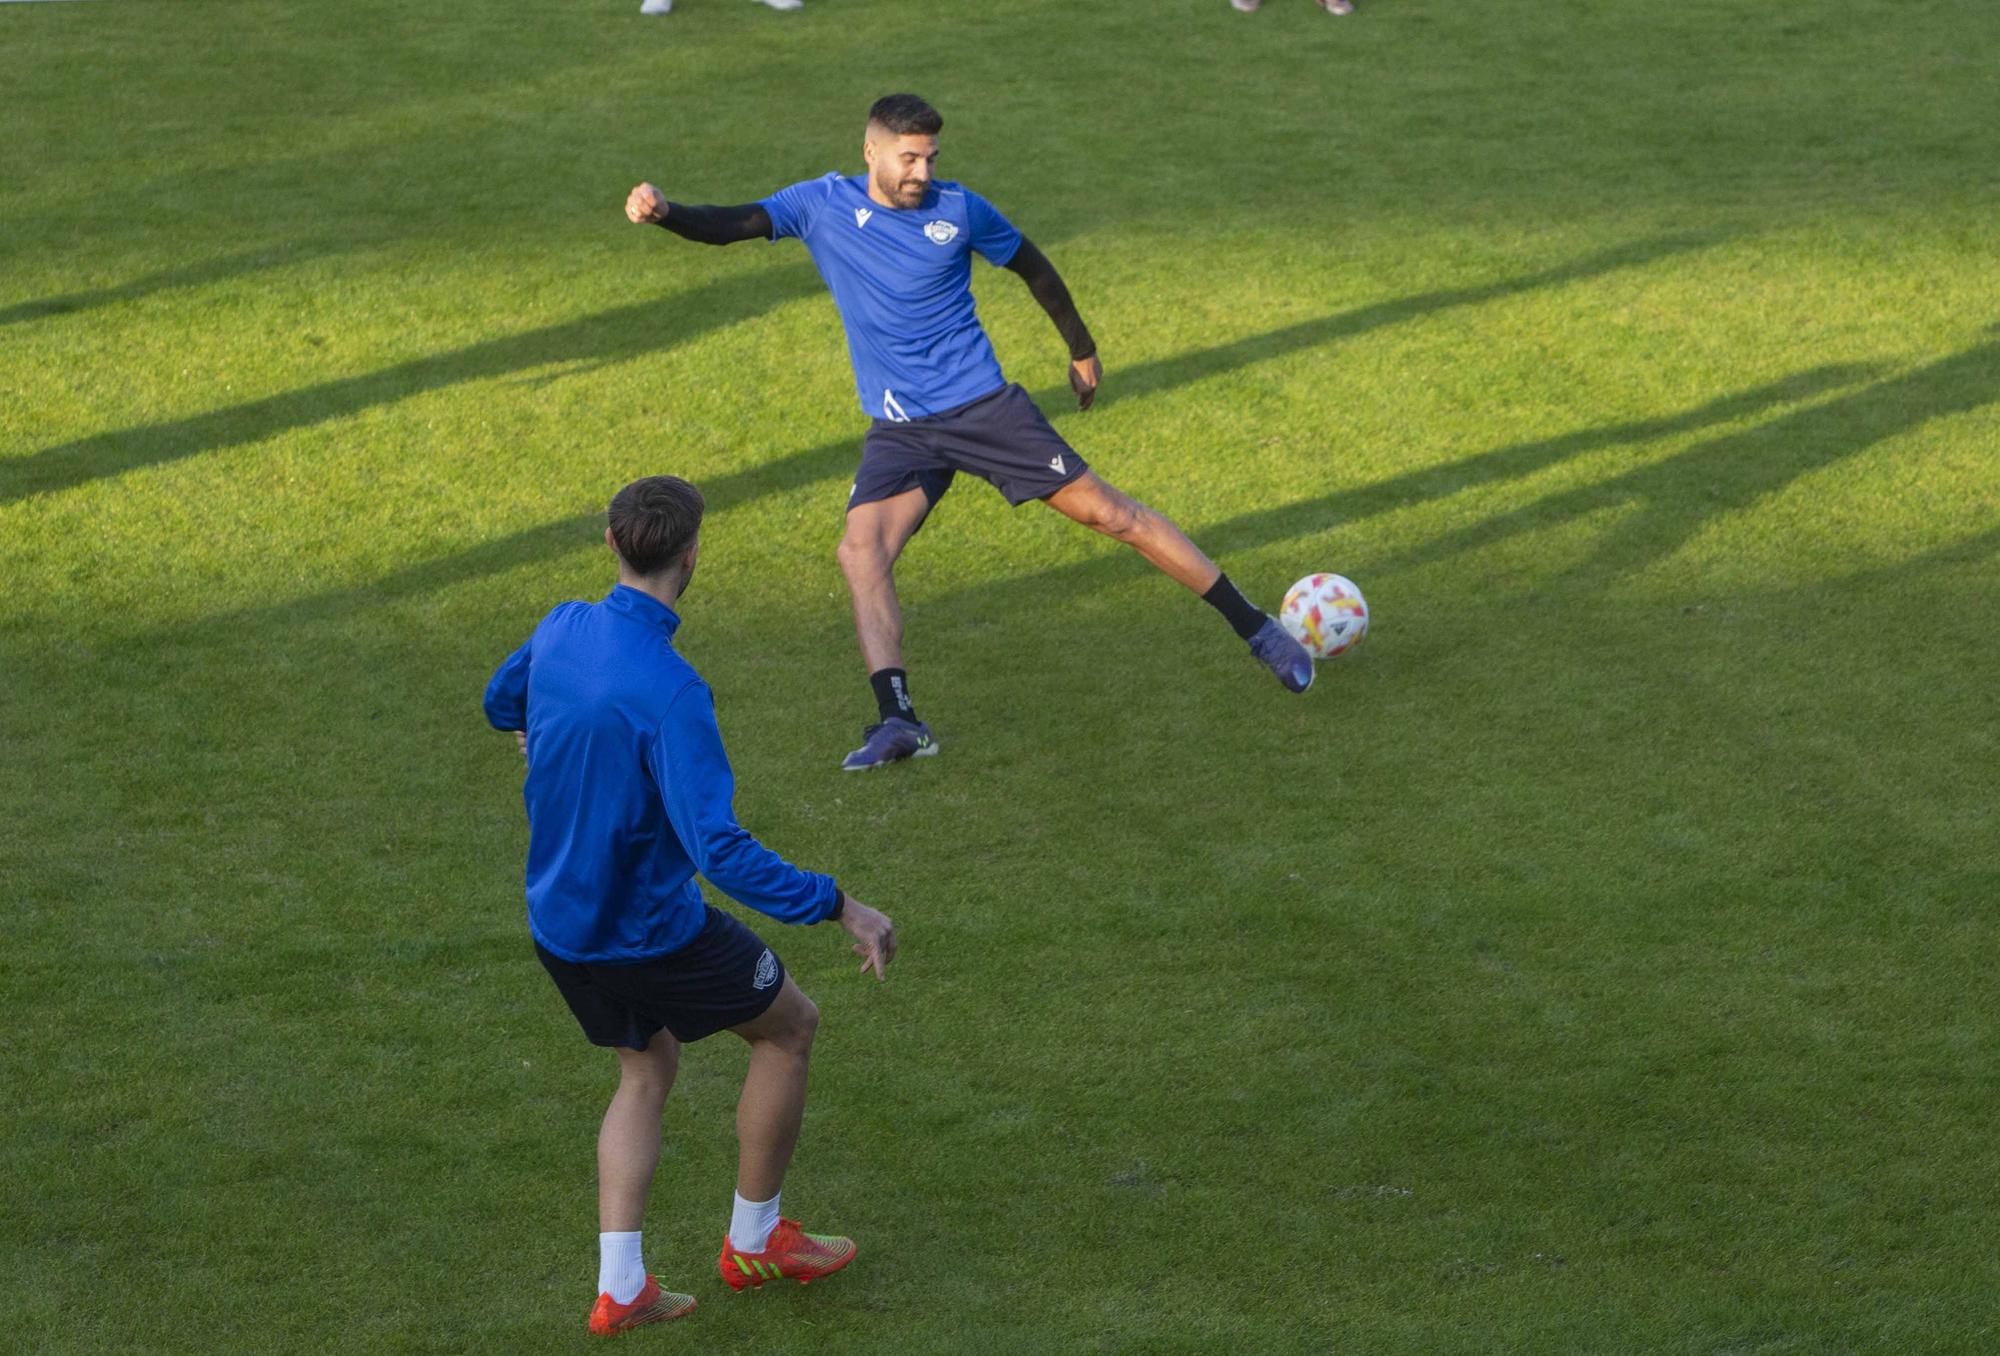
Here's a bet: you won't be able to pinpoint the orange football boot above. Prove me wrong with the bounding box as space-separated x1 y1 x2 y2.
588 1276 696 1335
719 1217 857 1291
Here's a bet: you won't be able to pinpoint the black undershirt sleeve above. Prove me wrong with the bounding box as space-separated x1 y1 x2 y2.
1004 236 1097 362
657 202 773 246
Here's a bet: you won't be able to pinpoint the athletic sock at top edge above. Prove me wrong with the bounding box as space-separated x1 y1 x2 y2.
1203 573 1268 641
730 1192 781 1253
599 1231 646 1304
869 667 917 723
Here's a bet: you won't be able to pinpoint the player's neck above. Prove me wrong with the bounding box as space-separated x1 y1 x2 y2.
617 570 687 612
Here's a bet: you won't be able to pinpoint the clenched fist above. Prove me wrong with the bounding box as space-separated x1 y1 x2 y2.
1070 354 1101 411
625 183 668 225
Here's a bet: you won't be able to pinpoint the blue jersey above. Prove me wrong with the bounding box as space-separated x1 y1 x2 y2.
761 173 1024 421
483 585 840 963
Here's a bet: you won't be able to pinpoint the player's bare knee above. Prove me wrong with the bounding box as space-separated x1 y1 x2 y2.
621 1062 672 1100
1095 496 1145 540
617 1047 676 1098
836 533 887 581
775 993 820 1056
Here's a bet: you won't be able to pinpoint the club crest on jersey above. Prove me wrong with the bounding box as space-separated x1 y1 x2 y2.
753 949 779 991
923 219 959 245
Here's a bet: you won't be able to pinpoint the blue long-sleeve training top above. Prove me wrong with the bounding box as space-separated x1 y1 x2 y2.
483 584 839 963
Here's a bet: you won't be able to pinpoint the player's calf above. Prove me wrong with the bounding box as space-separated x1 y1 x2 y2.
1047 473 1218 592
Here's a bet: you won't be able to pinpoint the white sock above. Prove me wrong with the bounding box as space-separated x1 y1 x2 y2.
599 1231 646 1304
730 1191 780 1252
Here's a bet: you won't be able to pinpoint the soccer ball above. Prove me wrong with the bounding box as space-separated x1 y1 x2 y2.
1279 573 1368 659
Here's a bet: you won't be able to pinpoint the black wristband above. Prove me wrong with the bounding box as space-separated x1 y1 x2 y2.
829 889 847 921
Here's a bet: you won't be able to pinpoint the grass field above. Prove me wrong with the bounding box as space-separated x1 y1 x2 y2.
4 0 1999 1351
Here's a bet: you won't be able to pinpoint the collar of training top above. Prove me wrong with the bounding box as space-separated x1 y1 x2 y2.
604 583 682 635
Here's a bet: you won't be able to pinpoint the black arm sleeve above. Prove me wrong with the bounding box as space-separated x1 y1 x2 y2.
1004 236 1097 362
657 202 773 246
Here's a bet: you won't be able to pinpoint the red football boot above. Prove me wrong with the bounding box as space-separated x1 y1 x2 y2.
719 1217 857 1291
588 1276 696 1335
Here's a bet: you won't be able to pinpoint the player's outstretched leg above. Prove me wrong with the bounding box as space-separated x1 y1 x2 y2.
836 487 941 768
588 1032 698 1335
717 978 859 1289
1044 472 1313 692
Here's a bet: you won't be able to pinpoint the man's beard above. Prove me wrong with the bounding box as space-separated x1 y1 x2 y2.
880 175 925 206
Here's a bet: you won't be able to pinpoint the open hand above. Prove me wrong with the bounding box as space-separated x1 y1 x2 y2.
837 894 897 981
1070 354 1101 411
625 183 668 225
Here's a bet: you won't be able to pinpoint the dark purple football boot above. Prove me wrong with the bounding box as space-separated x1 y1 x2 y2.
840 716 939 771
1248 617 1315 693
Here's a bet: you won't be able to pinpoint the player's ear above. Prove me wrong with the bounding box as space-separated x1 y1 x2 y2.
604 525 618 554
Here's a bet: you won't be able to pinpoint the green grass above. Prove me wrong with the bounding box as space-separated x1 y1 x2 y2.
4 0 1998 1351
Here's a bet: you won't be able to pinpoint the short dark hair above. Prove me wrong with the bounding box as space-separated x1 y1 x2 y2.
607 475 705 576
867 93 942 137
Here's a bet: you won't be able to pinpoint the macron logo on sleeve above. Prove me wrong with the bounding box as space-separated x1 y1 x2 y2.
855 207 873 228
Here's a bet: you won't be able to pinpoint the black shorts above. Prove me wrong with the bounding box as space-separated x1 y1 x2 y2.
849 383 1089 511
535 905 786 1049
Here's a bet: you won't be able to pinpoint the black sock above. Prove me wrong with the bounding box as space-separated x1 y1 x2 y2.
869 668 917 723
1203 573 1268 641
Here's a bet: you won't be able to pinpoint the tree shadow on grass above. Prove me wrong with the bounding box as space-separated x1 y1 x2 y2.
1370 335 2000 586
0 240 351 328
1031 232 1729 411
1811 521 2000 592
0 262 823 506
162 231 1732 638
160 422 873 639
1194 363 1881 560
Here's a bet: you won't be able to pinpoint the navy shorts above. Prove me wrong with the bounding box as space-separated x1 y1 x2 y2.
849 383 1089 511
535 905 787 1049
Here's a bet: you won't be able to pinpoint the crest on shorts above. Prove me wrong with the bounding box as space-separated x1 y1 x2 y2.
753 949 779 990
923 219 958 245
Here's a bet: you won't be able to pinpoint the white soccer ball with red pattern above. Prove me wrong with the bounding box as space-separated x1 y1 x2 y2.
1280 573 1368 659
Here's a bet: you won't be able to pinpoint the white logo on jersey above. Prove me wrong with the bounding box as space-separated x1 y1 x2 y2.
753 949 779 991
882 389 910 423
923 219 959 245
1049 454 1066 474
854 207 873 229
